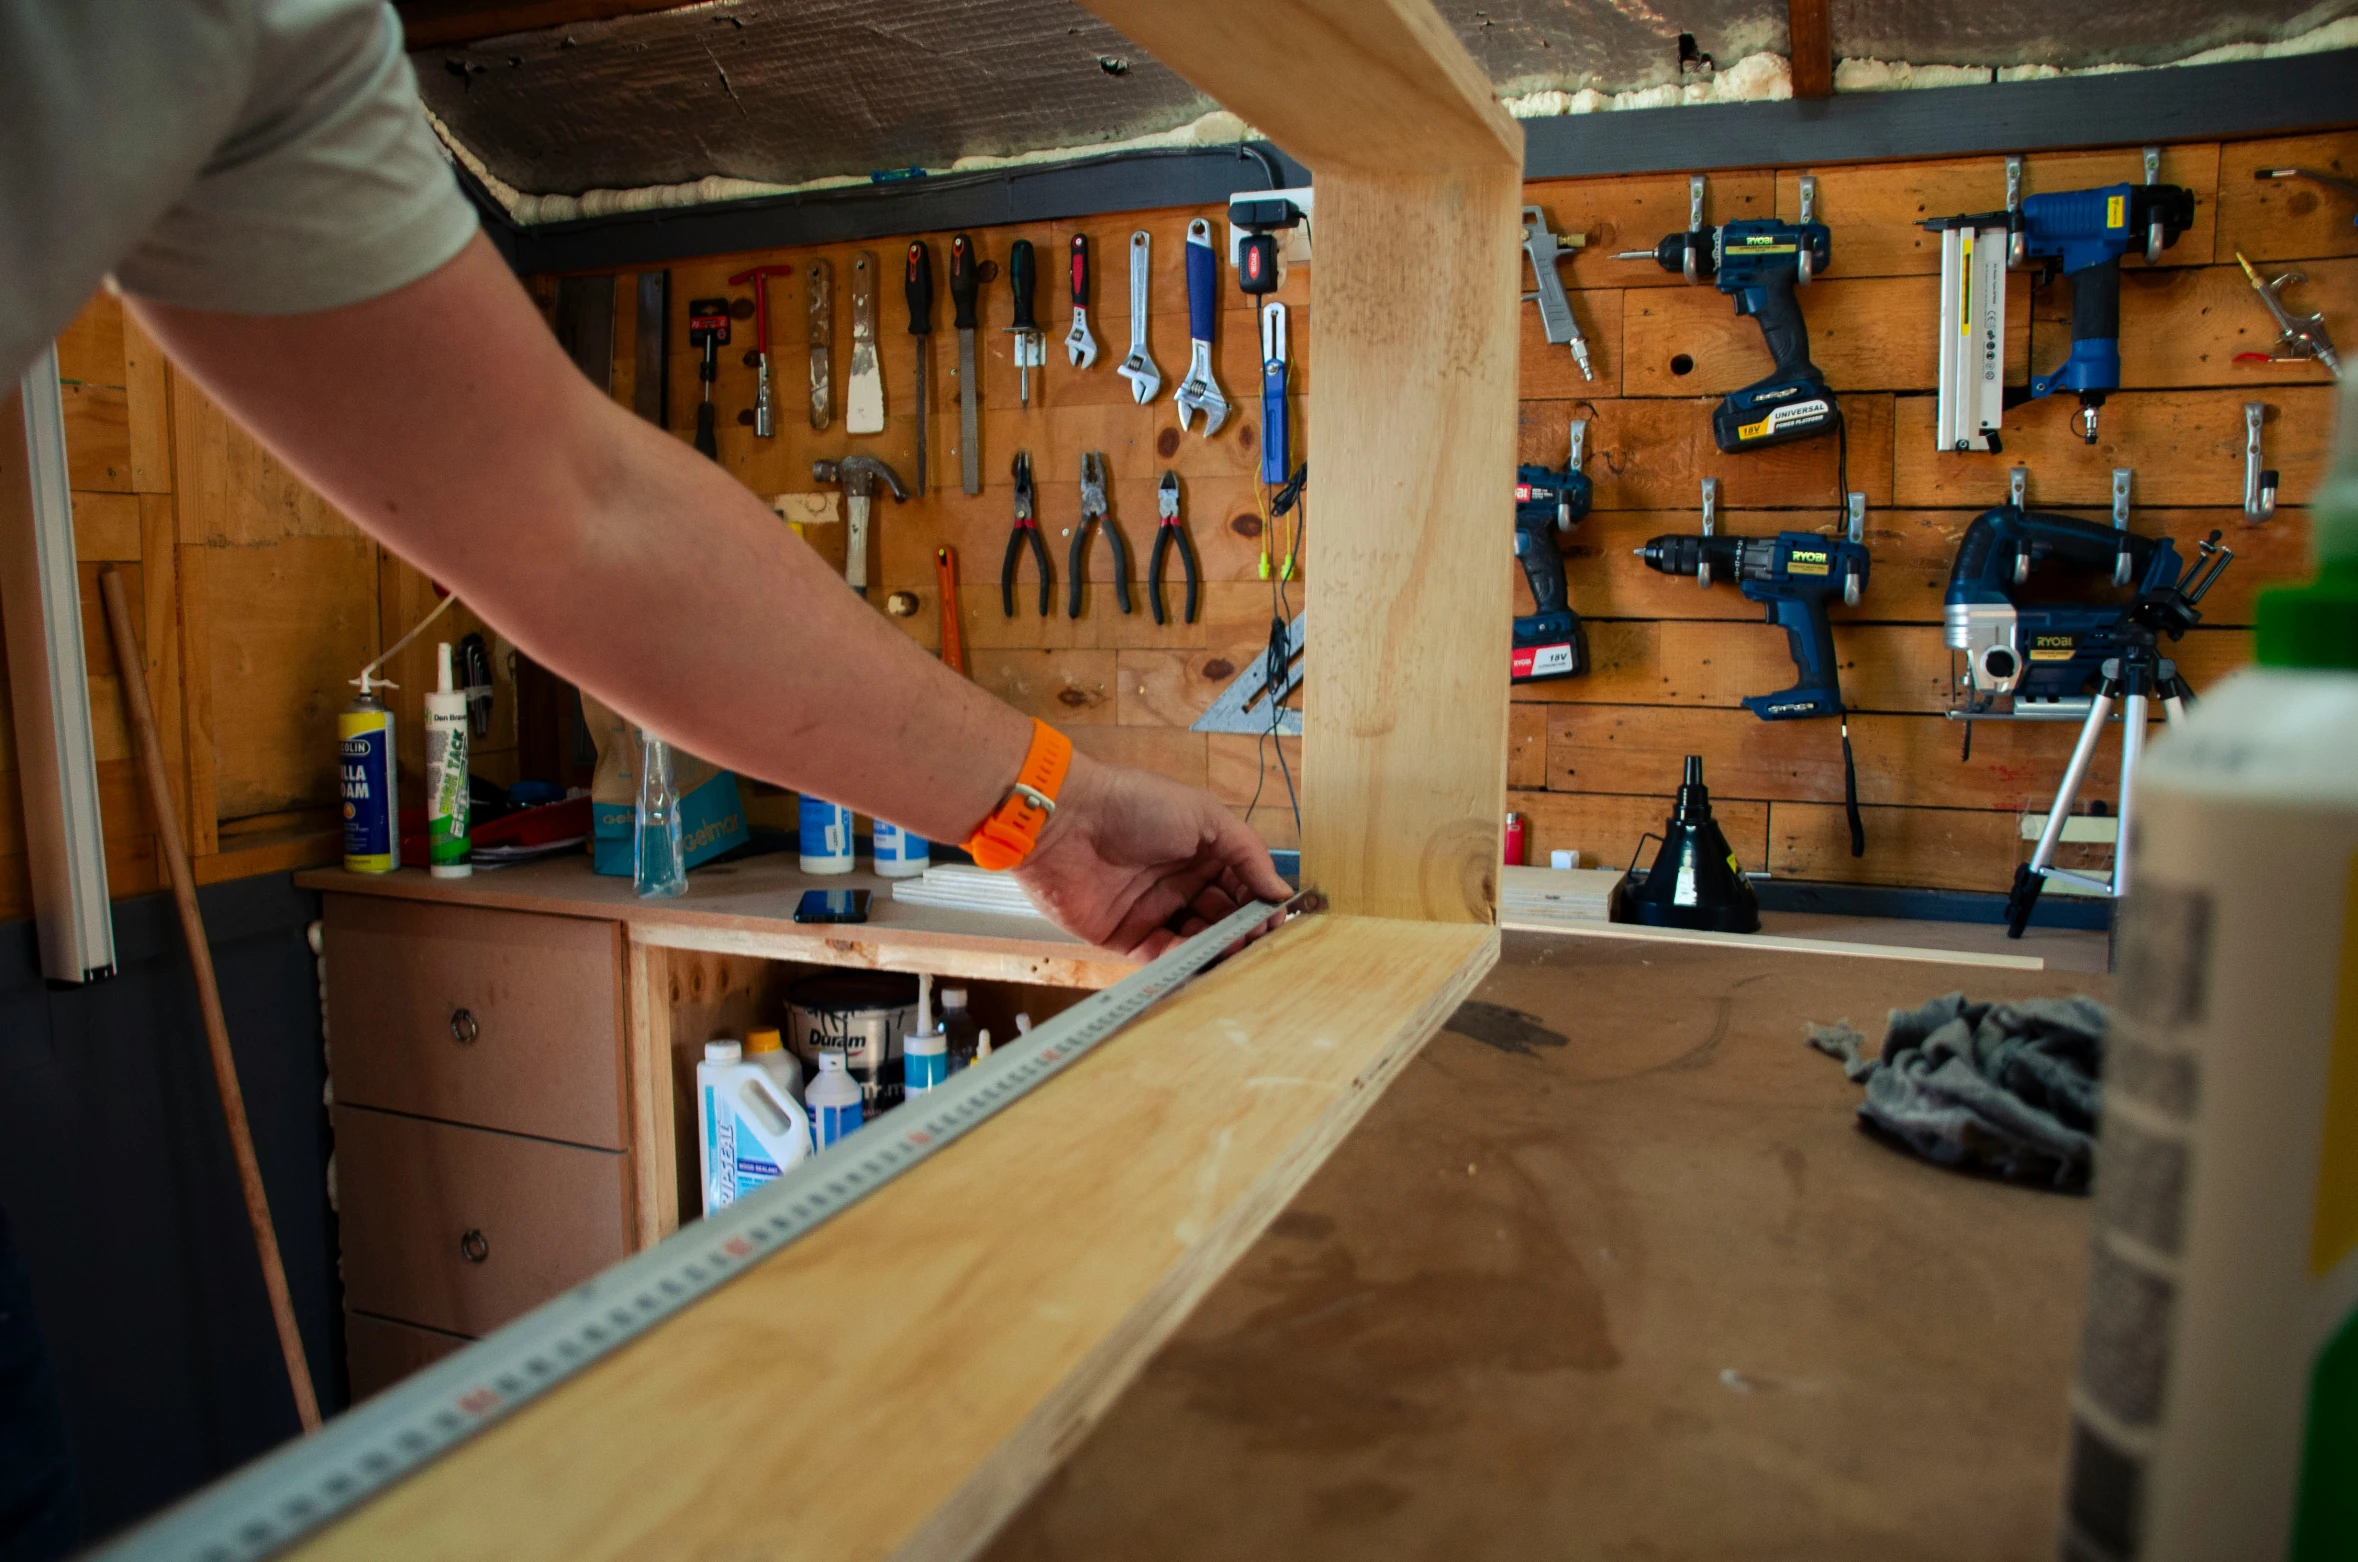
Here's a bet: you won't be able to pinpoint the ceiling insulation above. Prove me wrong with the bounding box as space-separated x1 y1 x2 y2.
413 0 2358 200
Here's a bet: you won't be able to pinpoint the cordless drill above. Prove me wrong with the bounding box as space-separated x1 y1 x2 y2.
1619 219 1837 454
1511 421 1593 684
1636 510 1871 853
2010 183 2195 443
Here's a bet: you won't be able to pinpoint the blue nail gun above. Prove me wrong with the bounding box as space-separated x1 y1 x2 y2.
1944 506 2187 712
1512 419 1592 684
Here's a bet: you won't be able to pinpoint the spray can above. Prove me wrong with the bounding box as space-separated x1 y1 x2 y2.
807 1052 865 1148
424 643 471 878
339 676 398 873
799 794 854 874
872 819 930 877
1503 811 1527 867
2058 382 2358 1561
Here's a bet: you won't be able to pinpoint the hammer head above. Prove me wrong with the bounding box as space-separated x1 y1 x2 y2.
811 455 908 502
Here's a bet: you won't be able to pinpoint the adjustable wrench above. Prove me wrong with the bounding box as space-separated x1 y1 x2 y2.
1116 230 1161 404
1064 234 1098 368
1173 218 1230 436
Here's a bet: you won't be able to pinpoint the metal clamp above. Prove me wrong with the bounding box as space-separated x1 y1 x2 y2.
2004 156 2027 267
2142 146 2167 261
2009 465 2029 509
1698 476 1718 589
1796 174 1818 283
2245 402 2278 522
1684 175 1707 282
450 1008 479 1045
1844 492 1867 606
2112 468 2135 586
1567 417 1588 474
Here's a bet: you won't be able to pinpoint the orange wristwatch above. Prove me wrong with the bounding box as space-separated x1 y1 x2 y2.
963 720 1072 871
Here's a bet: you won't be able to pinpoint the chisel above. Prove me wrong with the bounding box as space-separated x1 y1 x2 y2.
951 233 981 495
846 250 883 434
905 240 933 496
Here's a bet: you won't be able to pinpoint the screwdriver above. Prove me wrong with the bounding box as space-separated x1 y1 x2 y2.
1007 238 1043 405
951 234 980 495
906 240 933 496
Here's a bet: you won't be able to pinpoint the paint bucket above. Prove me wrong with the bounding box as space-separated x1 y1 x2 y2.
788 971 918 1116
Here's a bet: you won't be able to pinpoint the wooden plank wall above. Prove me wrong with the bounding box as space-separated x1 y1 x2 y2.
0 293 525 921
588 125 2352 895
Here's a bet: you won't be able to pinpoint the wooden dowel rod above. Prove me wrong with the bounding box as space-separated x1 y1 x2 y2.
97 566 321 1433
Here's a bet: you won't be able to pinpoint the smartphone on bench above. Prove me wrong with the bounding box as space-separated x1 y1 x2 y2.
793 889 872 924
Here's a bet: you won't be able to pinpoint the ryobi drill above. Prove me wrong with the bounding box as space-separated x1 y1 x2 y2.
1637 505 1871 853
1511 420 1593 684
1620 219 1837 454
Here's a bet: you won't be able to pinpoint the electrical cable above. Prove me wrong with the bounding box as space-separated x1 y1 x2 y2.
1833 416 1864 857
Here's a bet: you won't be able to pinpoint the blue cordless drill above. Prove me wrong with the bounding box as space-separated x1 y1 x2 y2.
1619 219 1838 454
1637 515 1871 854
1511 422 1593 684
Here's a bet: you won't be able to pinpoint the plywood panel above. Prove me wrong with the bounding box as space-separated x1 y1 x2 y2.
292 912 1499 1562
1506 785 1769 879
200 535 379 821
2216 131 2358 262
1517 393 1896 509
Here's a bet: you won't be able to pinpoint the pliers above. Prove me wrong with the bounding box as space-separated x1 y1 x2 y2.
1001 451 1051 617
1068 451 1132 619
1149 470 1200 626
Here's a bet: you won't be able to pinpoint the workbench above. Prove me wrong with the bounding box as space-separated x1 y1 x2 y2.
975 931 2107 1558
295 853 1132 1397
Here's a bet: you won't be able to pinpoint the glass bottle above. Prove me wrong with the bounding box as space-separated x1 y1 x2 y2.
633 730 687 898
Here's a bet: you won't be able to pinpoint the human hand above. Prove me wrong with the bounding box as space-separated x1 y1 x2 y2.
1012 754 1295 957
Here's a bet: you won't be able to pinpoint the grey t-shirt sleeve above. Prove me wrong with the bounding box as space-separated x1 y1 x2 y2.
112 0 480 316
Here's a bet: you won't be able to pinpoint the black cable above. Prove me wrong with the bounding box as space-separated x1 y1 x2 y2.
1833 418 1864 856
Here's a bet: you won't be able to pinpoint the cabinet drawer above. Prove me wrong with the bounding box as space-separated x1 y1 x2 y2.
345 1311 469 1403
334 1105 630 1337
324 896 626 1148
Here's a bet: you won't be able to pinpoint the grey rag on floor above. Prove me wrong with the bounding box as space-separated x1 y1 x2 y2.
1807 992 2109 1192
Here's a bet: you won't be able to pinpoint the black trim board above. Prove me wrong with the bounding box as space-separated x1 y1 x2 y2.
1522 47 2358 178
473 51 2355 277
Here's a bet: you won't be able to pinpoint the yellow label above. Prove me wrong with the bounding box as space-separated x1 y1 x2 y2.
2029 633 2078 662
1788 549 1830 576
2106 194 2126 229
1737 416 1771 441
2310 852 2358 1277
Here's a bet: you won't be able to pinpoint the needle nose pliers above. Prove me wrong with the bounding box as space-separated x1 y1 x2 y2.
1001 451 1050 617
1068 452 1133 619
1149 470 1200 625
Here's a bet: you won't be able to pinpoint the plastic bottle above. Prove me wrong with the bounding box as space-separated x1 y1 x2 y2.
807 1052 864 1148
2058 378 2358 1562
904 1028 947 1098
743 1026 803 1103
694 1039 812 1216
424 642 471 879
941 987 980 1075
634 731 687 899
338 676 398 873
799 794 854 874
872 819 929 877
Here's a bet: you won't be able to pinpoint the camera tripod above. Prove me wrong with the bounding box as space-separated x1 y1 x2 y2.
2005 530 2234 939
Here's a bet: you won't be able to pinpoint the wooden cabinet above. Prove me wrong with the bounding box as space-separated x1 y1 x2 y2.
344 1312 468 1404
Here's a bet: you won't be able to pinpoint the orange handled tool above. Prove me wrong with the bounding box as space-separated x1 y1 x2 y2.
936 545 966 675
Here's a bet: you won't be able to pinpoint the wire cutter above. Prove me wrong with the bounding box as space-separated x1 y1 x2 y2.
1149 470 1200 625
1001 451 1050 617
1068 452 1133 619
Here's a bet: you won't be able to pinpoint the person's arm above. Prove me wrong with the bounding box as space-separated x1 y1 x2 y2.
129 234 1290 954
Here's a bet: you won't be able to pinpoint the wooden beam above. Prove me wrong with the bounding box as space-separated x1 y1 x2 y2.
290 914 1499 1562
1084 0 1524 922
1788 0 1833 100
392 0 701 49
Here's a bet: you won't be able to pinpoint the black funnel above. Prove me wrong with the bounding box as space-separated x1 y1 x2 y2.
1621 756 1761 933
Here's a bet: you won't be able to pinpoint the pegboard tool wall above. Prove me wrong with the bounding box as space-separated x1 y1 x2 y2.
564 126 2354 896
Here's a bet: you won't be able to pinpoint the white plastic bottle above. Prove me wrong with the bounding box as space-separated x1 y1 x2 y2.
2059 382 2358 1562
807 1052 865 1148
941 987 980 1074
744 1026 803 1103
424 642 471 878
694 1039 811 1216
872 819 929 877
799 795 854 874
904 1027 947 1098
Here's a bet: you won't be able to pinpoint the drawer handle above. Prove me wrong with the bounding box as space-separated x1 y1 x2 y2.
450 1008 480 1045
459 1228 490 1264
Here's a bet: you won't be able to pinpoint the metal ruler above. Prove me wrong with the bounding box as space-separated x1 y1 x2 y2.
98 892 1321 1562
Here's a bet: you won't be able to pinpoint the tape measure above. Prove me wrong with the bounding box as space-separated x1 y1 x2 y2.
98 891 1321 1561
